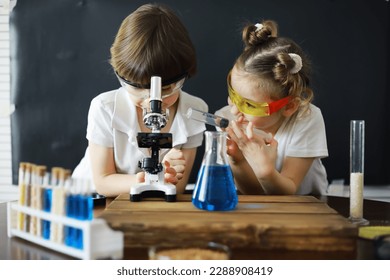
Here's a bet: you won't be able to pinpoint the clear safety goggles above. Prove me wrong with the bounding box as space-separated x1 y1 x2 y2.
227 71 290 117
116 71 187 100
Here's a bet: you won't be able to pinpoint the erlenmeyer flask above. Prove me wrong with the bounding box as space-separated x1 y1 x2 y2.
192 131 238 211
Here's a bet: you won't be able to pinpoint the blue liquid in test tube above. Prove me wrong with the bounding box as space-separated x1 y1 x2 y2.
65 190 75 247
42 187 52 239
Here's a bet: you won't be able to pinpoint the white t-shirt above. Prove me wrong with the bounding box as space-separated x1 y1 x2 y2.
215 104 328 195
72 88 208 182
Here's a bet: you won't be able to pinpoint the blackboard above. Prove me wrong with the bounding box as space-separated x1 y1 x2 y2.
10 0 390 186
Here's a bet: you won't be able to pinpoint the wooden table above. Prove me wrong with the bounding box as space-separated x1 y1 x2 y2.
99 194 358 259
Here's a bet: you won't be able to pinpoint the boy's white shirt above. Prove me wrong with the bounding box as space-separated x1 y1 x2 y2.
72 88 208 184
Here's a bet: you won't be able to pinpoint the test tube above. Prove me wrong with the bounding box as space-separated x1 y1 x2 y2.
186 107 273 141
349 120 369 225
42 169 55 239
35 165 46 237
186 108 229 128
23 164 32 232
65 183 76 247
17 162 26 231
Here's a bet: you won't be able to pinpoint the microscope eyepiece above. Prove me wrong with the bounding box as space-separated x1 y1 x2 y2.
142 76 168 132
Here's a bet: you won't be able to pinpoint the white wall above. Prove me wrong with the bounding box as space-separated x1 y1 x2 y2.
0 1 18 202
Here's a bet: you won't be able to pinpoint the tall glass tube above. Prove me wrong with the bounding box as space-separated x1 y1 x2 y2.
186 108 229 128
349 120 368 225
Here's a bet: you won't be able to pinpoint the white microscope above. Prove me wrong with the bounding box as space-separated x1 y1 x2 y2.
130 76 176 202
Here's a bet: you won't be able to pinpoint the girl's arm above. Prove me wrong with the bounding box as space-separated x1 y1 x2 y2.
229 156 266 194
225 136 266 194
227 121 314 195
228 143 314 195
258 156 314 195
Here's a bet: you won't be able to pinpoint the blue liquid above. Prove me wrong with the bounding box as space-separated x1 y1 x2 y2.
79 194 93 221
42 188 52 239
65 194 76 247
65 193 93 249
74 195 93 249
192 165 238 211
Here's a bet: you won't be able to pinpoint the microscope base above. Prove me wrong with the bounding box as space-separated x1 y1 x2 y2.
130 183 176 202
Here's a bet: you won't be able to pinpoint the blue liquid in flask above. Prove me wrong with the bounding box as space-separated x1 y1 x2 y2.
192 164 238 211
193 131 238 211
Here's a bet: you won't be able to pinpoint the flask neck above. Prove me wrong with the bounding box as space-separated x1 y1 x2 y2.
204 131 228 165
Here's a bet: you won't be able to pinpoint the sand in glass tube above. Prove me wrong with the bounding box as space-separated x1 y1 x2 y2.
349 120 369 225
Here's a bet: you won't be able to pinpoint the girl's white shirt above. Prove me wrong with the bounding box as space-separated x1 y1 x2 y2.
215 104 328 195
72 87 208 183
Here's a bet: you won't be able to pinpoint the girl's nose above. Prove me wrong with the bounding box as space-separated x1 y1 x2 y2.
230 103 240 116
227 97 244 119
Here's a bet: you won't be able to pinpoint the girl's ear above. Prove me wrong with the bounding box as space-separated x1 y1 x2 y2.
282 98 300 117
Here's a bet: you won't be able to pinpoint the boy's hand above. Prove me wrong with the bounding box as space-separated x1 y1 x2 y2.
135 161 178 185
162 148 185 180
163 161 178 185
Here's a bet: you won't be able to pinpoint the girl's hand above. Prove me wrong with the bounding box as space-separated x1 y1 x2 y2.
227 120 278 179
225 115 245 164
162 148 185 181
226 136 245 164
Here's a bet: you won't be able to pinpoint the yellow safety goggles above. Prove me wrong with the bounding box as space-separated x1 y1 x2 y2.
227 72 290 117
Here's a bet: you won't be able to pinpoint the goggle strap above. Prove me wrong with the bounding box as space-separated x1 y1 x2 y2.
116 71 187 89
268 96 291 114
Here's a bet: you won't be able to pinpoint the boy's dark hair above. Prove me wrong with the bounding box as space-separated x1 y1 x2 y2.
110 4 196 87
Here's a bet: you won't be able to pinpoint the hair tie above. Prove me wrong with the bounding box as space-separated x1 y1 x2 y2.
288 53 302 74
254 23 263 32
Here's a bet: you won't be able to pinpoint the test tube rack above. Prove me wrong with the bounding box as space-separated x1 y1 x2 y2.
7 201 124 260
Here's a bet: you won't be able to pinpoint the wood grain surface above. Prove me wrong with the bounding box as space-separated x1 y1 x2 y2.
99 194 358 259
